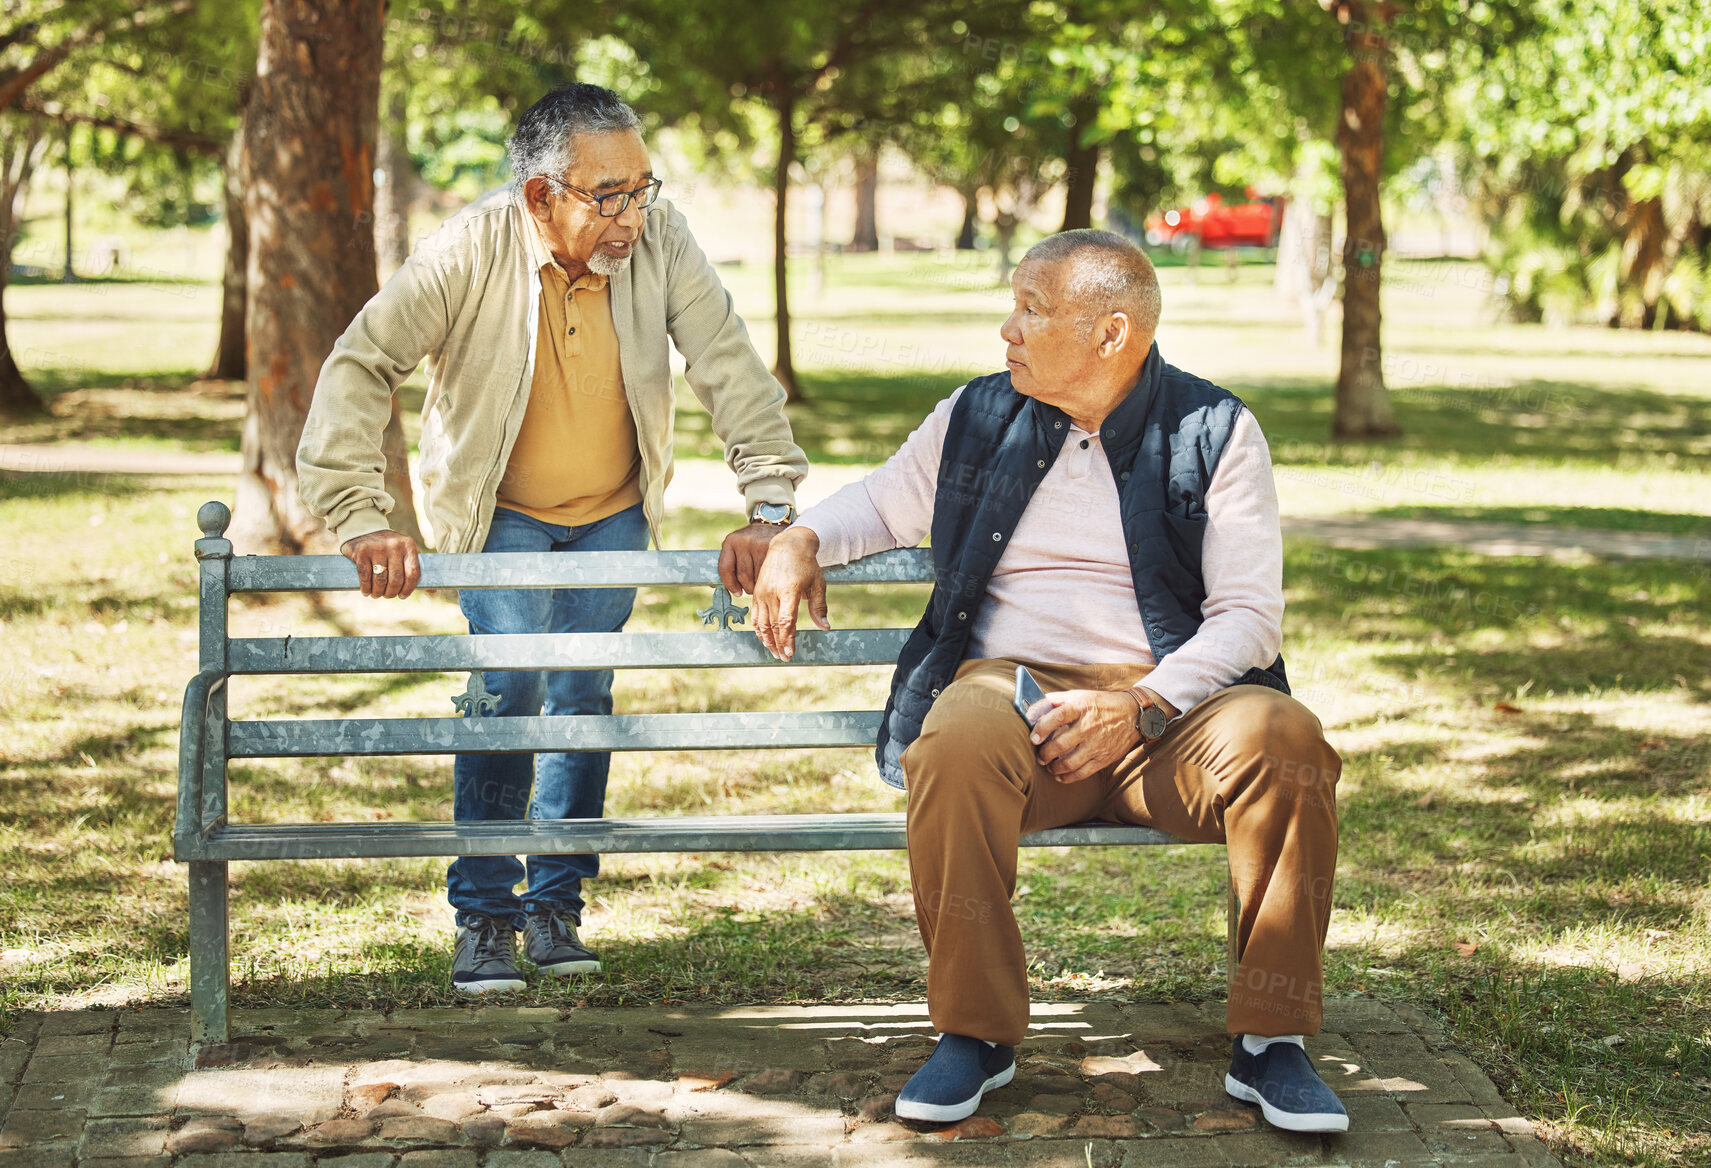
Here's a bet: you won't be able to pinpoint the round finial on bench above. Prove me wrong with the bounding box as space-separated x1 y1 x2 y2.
198 501 232 538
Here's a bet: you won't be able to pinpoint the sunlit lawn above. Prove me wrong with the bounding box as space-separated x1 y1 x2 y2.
2 250 1709 1167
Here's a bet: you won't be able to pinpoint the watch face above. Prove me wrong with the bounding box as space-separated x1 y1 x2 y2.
753 503 792 524
1140 704 1169 740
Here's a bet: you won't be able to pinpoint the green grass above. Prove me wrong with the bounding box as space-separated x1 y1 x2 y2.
1 249 1709 1166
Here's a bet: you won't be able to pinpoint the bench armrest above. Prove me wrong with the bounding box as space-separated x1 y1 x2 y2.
174 668 229 859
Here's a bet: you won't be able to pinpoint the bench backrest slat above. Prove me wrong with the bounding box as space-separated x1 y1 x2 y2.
229 710 885 757
226 547 937 592
227 629 913 674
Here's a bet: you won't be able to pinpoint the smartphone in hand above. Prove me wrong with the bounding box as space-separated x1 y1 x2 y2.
1013 665 1051 729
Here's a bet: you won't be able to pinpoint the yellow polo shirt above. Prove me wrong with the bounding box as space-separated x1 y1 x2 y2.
494 230 643 527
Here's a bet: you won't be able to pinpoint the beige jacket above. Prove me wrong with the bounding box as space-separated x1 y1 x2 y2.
297 184 806 553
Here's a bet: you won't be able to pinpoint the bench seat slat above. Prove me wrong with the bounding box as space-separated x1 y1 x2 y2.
183 814 1191 860
229 711 884 757
228 548 936 593
228 629 910 674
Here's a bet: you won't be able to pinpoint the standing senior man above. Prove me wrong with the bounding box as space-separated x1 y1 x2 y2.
297 83 808 995
751 230 1347 1133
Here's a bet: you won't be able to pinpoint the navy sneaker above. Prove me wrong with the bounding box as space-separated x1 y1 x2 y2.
1225 1037 1350 1132
894 1033 1016 1123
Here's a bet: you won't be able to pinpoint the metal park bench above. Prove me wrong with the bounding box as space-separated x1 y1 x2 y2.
174 500 1234 1046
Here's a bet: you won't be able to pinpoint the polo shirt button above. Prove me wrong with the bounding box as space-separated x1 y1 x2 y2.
568 327 577 336
991 532 1002 541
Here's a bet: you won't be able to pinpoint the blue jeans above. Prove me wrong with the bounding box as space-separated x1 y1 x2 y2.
448 502 649 929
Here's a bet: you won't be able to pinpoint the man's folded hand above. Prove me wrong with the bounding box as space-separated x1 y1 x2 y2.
1030 689 1146 784
750 526 830 661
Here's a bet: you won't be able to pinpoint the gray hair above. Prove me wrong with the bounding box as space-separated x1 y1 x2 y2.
507 83 642 182
1023 229 1162 339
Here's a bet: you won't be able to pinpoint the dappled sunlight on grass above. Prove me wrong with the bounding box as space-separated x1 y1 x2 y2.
3 252 1710 1166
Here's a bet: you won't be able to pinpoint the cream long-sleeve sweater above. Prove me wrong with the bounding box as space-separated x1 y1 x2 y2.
798 386 1285 717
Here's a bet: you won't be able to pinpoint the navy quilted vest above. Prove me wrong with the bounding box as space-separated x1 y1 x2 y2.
874 343 1289 787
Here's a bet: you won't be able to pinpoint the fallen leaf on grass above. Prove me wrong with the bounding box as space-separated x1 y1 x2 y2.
1453 941 1479 957
1602 1035 1626 1047
1415 792 1435 809
1493 702 1523 714
1638 739 1666 750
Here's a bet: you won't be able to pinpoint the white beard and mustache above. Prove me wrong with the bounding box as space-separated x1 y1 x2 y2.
586 250 632 277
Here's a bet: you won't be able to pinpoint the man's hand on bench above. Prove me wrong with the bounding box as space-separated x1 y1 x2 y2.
718 521 790 598
341 530 422 599
751 525 830 661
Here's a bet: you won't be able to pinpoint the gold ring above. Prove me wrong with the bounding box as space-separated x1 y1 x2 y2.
371 564 388 575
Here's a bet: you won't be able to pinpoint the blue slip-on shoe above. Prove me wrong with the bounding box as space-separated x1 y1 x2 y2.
894 1033 1016 1123
1225 1037 1350 1133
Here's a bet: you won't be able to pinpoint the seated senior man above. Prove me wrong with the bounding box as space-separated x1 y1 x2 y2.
750 230 1346 1132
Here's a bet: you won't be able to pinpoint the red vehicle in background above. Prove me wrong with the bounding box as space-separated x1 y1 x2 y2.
1145 190 1283 250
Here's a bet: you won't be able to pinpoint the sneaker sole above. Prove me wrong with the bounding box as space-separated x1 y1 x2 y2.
534 958 601 976
894 1062 1015 1123
1224 1073 1350 1133
452 976 526 995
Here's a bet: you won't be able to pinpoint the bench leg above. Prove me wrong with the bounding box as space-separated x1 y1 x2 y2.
188 860 231 1046
1225 868 1239 994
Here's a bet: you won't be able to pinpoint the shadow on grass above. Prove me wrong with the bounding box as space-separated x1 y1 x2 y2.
1237 377 1711 467
26 367 215 398
0 469 162 505
1358 504 1711 538
670 367 1711 473
675 368 981 465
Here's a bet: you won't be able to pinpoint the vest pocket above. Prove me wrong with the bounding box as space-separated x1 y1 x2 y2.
1160 509 1208 577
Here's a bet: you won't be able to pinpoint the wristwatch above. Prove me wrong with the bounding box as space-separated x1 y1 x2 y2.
1130 689 1169 741
749 502 797 526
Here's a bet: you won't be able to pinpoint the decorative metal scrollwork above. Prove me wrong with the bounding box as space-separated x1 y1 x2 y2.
452 671 501 717
697 585 749 631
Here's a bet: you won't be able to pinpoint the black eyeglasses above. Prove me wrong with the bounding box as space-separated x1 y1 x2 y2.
545 176 662 218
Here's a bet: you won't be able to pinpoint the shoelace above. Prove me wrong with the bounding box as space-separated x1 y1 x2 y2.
468 916 517 966
528 911 575 951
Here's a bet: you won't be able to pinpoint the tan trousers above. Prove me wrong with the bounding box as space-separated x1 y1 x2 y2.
902 658 1341 1047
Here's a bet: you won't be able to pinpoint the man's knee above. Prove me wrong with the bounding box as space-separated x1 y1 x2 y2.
905 670 1035 798
1224 688 1341 807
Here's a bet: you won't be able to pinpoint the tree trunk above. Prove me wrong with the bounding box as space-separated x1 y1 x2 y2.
849 150 878 252
0 115 47 417
771 94 801 403
995 211 1018 280
0 279 42 415
373 89 414 279
232 0 407 553
1060 96 1100 232
60 129 72 282
955 187 978 250
204 121 248 381
1331 4 1400 440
